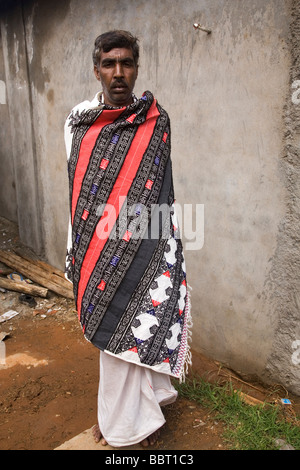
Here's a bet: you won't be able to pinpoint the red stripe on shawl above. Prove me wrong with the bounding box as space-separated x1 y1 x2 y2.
71 107 126 224
77 99 160 314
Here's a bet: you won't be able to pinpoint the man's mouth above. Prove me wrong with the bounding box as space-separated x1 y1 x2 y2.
112 82 128 91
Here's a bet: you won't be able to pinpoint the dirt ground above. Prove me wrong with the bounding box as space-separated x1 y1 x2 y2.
0 216 299 451
0 299 227 451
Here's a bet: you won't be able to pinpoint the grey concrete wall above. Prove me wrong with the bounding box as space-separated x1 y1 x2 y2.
0 25 17 222
0 0 299 394
1 0 43 252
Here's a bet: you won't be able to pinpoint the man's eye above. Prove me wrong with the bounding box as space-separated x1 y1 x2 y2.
101 60 114 68
101 60 134 68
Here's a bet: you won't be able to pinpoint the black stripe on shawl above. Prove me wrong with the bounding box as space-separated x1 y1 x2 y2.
91 158 173 350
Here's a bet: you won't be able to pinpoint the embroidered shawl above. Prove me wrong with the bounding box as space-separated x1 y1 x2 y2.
64 90 192 380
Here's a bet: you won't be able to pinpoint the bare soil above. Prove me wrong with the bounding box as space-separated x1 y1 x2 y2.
0 299 226 451
0 216 299 451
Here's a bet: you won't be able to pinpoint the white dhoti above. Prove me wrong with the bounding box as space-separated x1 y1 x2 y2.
98 351 178 447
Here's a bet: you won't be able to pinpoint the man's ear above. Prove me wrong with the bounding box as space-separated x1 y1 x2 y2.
94 65 101 81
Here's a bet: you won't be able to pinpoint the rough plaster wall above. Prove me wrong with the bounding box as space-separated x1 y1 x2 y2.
151 1 290 383
0 0 42 252
262 0 300 395
21 0 71 266
0 28 16 222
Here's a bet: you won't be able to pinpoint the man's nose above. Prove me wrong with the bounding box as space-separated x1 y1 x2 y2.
114 62 124 77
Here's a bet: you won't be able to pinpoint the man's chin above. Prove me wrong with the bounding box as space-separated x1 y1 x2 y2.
106 90 132 107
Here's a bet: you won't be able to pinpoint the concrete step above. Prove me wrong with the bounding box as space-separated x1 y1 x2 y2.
55 427 142 451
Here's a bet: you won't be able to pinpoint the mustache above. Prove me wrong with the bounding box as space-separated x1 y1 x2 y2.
111 80 128 88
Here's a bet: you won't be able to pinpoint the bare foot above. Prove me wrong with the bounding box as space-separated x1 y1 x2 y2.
140 428 161 447
92 424 108 445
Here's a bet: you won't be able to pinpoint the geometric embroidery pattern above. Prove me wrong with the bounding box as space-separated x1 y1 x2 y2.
66 91 191 379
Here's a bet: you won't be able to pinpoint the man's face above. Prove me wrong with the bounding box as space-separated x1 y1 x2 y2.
94 47 138 107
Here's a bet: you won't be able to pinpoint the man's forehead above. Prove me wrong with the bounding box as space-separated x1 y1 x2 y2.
100 47 134 61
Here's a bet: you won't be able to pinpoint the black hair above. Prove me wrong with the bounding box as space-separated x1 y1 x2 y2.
93 30 139 67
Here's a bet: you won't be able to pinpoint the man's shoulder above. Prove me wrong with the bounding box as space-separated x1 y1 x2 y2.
66 92 101 119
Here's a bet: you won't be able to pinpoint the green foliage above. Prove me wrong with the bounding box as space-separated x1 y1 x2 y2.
175 375 300 450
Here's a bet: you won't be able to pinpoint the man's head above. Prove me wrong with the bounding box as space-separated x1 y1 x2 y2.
93 30 139 107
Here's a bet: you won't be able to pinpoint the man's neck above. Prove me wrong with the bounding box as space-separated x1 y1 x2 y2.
100 92 137 107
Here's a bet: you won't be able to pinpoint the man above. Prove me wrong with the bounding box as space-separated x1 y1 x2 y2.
64 30 191 448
